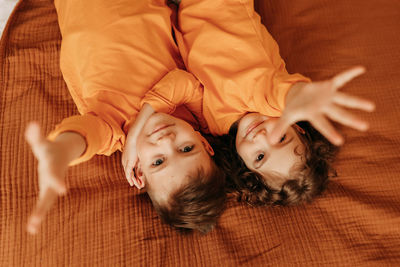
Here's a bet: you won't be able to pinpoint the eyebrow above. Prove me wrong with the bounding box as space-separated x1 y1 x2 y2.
150 149 203 174
255 136 294 170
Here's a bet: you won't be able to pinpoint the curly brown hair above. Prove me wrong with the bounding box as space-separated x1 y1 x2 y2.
221 121 338 206
150 159 227 234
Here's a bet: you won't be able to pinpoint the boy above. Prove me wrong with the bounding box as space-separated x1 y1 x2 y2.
25 0 226 234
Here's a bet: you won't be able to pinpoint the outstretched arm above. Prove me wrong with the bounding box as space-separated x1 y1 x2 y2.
174 0 310 118
25 122 86 234
268 66 376 145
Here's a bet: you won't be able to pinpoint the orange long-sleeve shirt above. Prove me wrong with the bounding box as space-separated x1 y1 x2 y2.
169 0 310 135
50 0 200 165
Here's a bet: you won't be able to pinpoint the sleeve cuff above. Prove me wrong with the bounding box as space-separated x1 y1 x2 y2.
141 91 176 114
278 73 311 110
47 114 110 166
268 72 311 112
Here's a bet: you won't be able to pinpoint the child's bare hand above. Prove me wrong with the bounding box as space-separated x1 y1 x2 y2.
25 122 68 234
121 139 138 187
269 66 375 145
122 103 154 188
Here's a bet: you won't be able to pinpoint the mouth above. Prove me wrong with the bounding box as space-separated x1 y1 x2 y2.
245 120 265 138
149 124 174 136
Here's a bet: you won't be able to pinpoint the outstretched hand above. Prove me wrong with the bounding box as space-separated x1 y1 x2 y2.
25 122 68 234
268 66 375 145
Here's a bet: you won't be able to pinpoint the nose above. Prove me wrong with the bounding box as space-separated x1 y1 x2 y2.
252 128 267 141
157 132 176 144
249 128 272 148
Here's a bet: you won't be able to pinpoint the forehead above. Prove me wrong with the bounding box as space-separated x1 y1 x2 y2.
259 138 305 188
242 127 305 179
260 146 303 175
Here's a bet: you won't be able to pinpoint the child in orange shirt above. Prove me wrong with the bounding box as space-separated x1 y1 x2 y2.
123 0 375 206
174 0 375 205
25 0 226 235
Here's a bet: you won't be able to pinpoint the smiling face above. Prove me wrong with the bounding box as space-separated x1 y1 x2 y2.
235 113 305 190
135 113 214 204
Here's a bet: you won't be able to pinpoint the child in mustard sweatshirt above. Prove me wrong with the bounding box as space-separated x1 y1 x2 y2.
25 0 226 235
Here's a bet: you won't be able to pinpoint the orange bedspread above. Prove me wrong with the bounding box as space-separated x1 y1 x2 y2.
1 0 399 265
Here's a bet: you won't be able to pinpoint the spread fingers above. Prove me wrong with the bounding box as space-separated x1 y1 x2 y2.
332 66 366 89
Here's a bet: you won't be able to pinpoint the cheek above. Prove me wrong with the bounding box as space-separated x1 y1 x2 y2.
136 141 154 164
235 138 240 152
235 133 245 152
235 138 242 154
235 141 250 162
177 121 197 135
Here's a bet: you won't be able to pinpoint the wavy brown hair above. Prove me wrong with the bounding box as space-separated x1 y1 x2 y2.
222 121 338 206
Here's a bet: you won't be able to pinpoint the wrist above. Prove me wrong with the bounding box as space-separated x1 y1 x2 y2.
286 82 307 104
125 134 138 146
126 103 155 142
54 132 87 164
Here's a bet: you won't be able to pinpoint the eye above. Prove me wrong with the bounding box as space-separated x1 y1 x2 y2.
180 145 194 153
279 134 287 143
255 153 264 162
152 158 164 166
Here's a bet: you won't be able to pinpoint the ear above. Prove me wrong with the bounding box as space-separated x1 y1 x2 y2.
198 134 214 156
293 124 305 135
132 162 146 190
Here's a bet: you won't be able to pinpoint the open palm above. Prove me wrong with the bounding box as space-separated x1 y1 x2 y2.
25 122 68 234
269 66 375 145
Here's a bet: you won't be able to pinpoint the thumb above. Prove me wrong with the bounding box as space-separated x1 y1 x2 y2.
25 122 46 156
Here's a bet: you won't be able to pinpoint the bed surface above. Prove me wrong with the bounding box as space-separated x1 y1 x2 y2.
1 0 399 265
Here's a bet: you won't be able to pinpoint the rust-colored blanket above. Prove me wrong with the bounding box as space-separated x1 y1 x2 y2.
1 0 399 265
